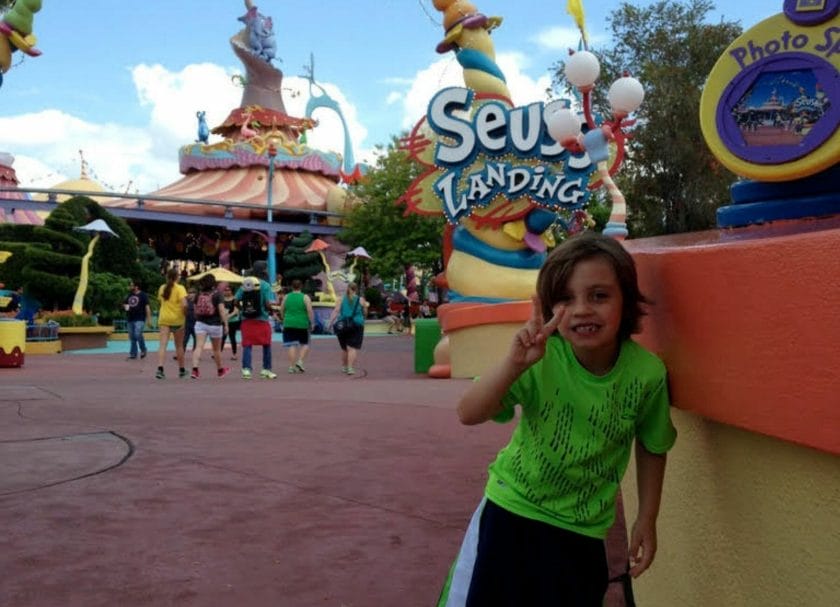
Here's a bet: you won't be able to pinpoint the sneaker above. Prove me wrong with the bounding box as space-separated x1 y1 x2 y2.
345 367 356 375
155 368 165 380
190 368 200 379
127 356 137 360
241 369 252 380
341 366 348 374
231 355 237 361
288 366 297 374
140 351 147 359
217 367 230 378
295 360 305 372
260 369 278 380
179 368 188 379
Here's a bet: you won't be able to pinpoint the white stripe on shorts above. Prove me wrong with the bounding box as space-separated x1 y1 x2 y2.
442 497 487 607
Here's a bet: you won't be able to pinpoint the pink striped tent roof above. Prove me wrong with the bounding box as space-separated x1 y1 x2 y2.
0 207 47 225
105 167 338 219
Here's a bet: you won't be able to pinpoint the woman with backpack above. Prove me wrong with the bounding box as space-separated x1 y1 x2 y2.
189 274 230 379
235 261 277 380
327 282 369 375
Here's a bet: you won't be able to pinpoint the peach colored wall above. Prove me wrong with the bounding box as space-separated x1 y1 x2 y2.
622 408 840 606
626 217 840 454
622 217 840 604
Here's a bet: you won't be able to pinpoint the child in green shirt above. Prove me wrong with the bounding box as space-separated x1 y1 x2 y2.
439 232 677 606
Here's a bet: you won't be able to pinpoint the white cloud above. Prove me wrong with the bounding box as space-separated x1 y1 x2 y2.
2 52 556 196
0 110 158 191
531 26 606 52
390 52 554 132
1 62 373 193
281 76 369 167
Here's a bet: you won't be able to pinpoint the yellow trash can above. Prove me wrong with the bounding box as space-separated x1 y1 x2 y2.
0 319 25 367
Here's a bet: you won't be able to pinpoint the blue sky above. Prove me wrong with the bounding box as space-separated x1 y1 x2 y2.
0 0 777 193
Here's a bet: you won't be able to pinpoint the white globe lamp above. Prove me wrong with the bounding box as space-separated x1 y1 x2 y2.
608 76 645 116
564 50 600 90
546 108 582 145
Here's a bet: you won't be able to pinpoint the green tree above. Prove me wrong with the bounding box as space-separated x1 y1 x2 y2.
84 272 131 325
279 230 323 294
0 196 143 311
341 138 445 281
553 0 741 236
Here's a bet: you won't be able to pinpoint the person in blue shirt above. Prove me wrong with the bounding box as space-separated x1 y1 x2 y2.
327 282 369 375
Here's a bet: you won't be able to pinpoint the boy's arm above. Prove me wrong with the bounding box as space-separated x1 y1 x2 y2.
457 359 525 425
629 442 667 578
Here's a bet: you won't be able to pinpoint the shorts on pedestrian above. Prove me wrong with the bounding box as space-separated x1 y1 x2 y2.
195 321 223 340
241 319 272 347
282 327 310 346
336 324 364 350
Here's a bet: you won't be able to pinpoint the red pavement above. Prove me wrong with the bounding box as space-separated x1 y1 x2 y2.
1 336 630 607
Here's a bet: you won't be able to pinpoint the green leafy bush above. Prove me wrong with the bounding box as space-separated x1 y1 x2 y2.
84 272 131 325
40 310 97 327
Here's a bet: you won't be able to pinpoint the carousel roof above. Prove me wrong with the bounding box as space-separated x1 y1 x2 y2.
0 207 47 225
104 166 340 220
0 155 45 225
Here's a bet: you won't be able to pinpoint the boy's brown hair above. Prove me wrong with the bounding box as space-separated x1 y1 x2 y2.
536 232 649 341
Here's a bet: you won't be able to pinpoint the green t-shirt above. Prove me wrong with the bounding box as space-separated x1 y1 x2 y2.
282 291 310 329
485 336 677 539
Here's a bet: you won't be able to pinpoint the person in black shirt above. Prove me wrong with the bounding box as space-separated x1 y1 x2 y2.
124 280 151 360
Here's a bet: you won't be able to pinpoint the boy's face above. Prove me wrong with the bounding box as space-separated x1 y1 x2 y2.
554 256 624 362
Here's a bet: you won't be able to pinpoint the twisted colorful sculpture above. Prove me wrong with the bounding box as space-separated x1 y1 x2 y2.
400 0 598 303
0 0 43 89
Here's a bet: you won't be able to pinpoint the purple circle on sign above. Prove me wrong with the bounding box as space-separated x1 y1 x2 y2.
784 0 840 25
716 52 840 165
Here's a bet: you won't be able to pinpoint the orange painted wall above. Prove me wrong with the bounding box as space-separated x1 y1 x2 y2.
625 215 840 454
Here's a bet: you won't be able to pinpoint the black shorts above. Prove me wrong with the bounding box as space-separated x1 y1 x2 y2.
336 324 364 350
282 327 310 346
465 500 608 606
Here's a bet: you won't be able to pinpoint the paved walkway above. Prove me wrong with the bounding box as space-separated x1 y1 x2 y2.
1 335 630 607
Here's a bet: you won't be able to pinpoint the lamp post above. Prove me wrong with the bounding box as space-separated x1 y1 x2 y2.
266 141 278 285
71 219 118 314
346 246 372 285
305 238 337 302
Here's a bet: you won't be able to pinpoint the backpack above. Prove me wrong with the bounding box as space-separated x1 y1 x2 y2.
240 288 262 319
194 291 216 317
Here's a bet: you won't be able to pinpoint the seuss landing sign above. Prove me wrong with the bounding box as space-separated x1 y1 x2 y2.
412 87 595 225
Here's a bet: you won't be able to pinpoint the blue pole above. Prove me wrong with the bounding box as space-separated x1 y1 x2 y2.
267 147 277 285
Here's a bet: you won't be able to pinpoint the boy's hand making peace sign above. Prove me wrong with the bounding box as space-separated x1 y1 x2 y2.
508 295 564 370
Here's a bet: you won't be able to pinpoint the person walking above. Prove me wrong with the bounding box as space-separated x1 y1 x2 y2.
220 282 241 360
279 279 314 373
124 279 151 360
235 261 277 380
155 267 188 380
189 274 230 379
182 288 197 353
328 282 368 375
